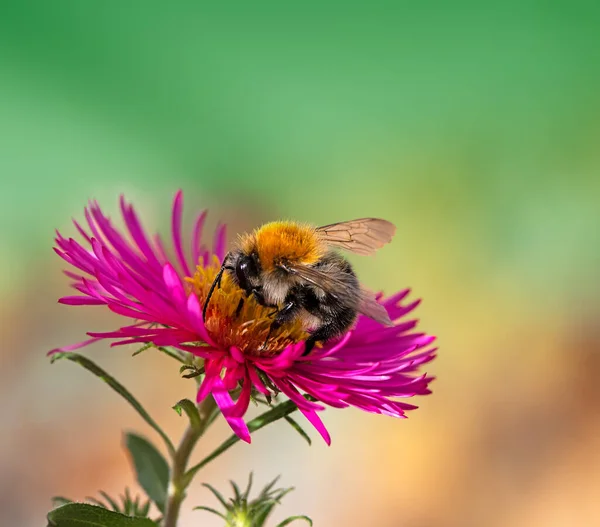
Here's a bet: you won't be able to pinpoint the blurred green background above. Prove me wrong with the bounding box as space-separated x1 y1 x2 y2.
2 2 600 526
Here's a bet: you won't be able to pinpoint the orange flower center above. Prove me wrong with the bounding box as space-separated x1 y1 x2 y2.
186 256 308 356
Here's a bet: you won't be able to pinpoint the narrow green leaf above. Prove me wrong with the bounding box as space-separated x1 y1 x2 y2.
182 370 203 379
156 346 186 363
271 488 295 507
230 480 242 501
242 472 254 501
98 491 120 512
131 492 140 517
132 343 153 357
276 515 313 526
202 483 230 509
172 399 201 430
50 352 175 457
47 503 157 527
284 416 312 445
139 501 150 518
258 476 281 500
182 400 299 486
252 502 276 525
121 491 131 516
125 433 170 513
193 506 228 520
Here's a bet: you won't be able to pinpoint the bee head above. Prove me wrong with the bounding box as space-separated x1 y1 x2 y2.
227 249 262 294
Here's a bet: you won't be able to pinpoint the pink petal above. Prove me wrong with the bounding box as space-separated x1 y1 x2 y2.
171 190 192 277
47 337 104 356
211 379 251 443
298 407 331 445
59 295 106 306
213 224 228 260
186 293 217 347
192 210 208 266
248 366 270 395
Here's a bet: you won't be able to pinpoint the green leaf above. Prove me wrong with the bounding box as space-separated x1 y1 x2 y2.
183 400 299 486
172 399 201 430
276 515 313 526
84 497 110 510
284 416 312 446
47 503 157 527
124 433 170 513
50 352 175 457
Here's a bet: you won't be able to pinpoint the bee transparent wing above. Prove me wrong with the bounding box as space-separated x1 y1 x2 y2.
315 218 396 256
279 262 357 304
279 262 393 326
358 287 393 326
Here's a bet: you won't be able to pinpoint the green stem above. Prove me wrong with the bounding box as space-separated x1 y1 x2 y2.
162 396 217 527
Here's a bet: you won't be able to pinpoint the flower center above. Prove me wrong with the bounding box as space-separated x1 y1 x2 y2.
186 256 308 355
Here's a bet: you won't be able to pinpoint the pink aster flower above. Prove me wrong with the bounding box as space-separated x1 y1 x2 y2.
52 191 436 444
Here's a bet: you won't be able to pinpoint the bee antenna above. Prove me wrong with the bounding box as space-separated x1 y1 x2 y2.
202 253 232 322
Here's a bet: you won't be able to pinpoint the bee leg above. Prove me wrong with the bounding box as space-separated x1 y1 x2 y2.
250 288 277 308
202 252 233 320
250 288 279 317
235 297 244 317
262 298 300 348
303 322 341 355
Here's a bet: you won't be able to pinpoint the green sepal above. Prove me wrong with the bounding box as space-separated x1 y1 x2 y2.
124 433 170 513
50 352 175 457
47 503 157 527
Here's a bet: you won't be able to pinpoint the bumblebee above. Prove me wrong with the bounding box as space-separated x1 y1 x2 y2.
203 218 396 353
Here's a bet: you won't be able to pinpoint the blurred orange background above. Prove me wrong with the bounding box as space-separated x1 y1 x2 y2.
1 2 600 526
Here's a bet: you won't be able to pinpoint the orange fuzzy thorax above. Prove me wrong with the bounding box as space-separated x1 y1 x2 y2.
240 221 324 271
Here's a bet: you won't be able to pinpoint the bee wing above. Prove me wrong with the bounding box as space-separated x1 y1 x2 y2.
279 262 393 327
279 262 356 303
357 287 393 326
315 218 396 256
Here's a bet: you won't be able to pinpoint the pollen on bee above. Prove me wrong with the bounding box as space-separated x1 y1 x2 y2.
185 256 308 355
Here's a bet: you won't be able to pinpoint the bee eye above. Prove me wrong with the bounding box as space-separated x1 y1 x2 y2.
235 255 258 290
